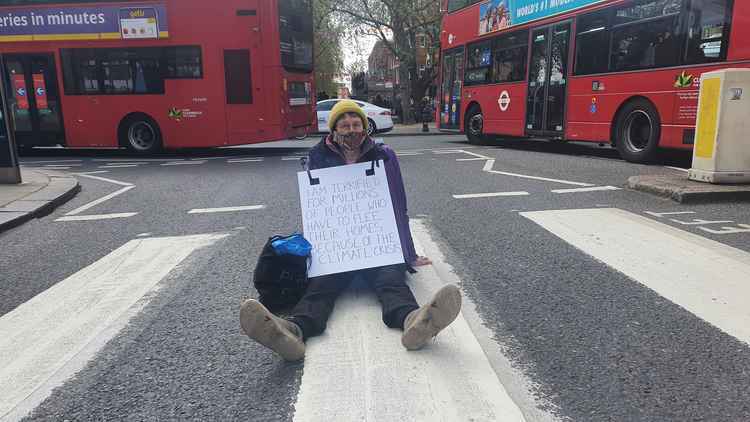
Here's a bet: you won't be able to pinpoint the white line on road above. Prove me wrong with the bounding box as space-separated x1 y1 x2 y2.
453 192 530 199
292 221 528 422
666 166 689 172
98 165 139 169
65 186 135 216
0 233 228 422
551 186 621 194
43 164 81 167
38 166 71 170
456 157 489 161
55 213 138 222
74 173 132 186
20 160 82 164
227 158 263 163
188 205 265 214
521 208 750 345
282 157 303 161
161 161 206 166
645 211 697 217
483 159 594 187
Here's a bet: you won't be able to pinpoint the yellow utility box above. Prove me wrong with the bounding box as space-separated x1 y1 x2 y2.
689 69 750 184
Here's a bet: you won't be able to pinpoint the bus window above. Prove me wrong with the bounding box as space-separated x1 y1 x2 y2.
464 40 492 85
279 0 313 72
610 0 682 71
492 30 528 83
447 0 482 13
684 0 732 64
575 10 611 75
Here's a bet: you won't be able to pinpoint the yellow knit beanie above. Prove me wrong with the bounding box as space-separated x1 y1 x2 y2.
328 99 369 132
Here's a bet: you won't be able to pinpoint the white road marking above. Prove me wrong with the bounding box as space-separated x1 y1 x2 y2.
521 208 750 345
187 205 265 214
98 165 139 169
74 171 109 176
666 166 689 172
645 211 696 217
483 159 594 186
432 149 470 154
43 164 81 167
74 173 132 187
453 192 530 199
551 186 621 194
462 150 494 160
161 161 205 166
282 157 303 161
39 166 71 170
103 162 146 166
293 221 527 422
0 233 228 422
21 160 82 164
65 186 135 216
92 158 174 162
55 213 138 222
456 157 489 161
227 158 263 163
136 232 152 237
394 152 423 156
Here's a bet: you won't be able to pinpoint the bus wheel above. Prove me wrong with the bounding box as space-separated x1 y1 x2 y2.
367 119 377 136
120 115 162 154
614 99 660 163
465 106 485 145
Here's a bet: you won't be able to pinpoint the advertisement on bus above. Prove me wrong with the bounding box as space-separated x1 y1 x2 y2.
479 0 605 35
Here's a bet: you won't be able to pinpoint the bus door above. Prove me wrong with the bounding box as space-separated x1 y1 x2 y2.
224 13 267 143
525 22 571 138
440 47 464 130
2 53 64 147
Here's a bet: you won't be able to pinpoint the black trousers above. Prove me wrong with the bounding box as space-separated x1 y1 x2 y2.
288 264 419 340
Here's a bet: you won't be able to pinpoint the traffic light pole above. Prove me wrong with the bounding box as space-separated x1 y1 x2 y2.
0 54 22 184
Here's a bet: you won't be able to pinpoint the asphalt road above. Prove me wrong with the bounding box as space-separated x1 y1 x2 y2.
2 135 749 421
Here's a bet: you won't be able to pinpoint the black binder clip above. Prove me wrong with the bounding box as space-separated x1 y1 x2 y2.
365 160 380 176
300 157 319 185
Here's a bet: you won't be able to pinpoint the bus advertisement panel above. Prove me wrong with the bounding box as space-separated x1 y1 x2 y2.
440 0 748 163
0 0 315 154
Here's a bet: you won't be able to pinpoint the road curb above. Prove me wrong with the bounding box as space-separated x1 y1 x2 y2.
627 175 750 203
0 174 80 234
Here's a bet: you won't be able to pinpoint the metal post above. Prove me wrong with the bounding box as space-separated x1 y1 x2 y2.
0 54 21 184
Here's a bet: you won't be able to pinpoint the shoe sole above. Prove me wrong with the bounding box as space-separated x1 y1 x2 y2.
240 300 305 361
402 285 462 350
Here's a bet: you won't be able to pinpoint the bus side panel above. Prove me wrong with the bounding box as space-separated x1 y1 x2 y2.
465 83 527 137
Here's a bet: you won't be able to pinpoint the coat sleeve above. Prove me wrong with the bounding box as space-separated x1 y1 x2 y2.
381 146 419 265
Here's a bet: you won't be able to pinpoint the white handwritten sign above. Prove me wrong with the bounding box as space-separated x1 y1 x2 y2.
298 161 404 277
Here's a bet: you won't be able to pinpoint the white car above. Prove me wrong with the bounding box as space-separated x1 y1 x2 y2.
316 99 394 136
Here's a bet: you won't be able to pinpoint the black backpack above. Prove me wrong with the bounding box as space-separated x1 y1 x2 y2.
253 235 310 312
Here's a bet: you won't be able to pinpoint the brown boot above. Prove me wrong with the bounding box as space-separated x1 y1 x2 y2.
401 284 462 350
240 299 305 361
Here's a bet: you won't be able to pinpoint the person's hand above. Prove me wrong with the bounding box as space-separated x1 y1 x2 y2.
413 256 432 266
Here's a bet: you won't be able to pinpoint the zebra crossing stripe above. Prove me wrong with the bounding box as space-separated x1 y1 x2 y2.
0 233 228 421
521 208 750 345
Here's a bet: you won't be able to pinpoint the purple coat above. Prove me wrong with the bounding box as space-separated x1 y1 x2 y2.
306 137 418 266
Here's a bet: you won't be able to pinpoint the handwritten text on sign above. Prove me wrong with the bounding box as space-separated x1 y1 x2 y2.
298 161 404 277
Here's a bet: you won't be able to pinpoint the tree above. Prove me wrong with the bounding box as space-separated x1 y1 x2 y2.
313 0 345 99
325 0 443 124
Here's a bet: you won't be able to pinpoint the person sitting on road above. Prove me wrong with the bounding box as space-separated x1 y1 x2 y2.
240 100 462 361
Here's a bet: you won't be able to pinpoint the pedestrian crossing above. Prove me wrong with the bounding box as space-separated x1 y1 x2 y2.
2 210 749 421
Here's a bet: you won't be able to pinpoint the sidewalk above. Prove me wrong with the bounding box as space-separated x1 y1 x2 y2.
0 168 80 233
628 174 750 203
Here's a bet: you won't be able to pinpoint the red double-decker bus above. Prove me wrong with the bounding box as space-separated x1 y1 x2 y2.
439 0 747 163
0 0 315 153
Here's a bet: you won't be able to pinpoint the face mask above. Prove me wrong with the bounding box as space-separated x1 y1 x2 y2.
334 131 365 151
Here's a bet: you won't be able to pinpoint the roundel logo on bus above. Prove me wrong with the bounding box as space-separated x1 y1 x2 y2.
498 90 510 111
